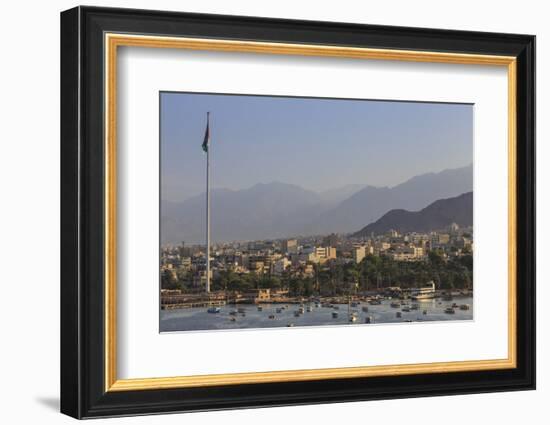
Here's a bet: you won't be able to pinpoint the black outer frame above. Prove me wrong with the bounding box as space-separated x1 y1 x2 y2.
60 6 535 419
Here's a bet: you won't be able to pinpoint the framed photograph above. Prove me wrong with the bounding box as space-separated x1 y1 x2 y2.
60 6 535 419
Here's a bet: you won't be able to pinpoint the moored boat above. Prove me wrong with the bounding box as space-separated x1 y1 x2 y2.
411 281 436 300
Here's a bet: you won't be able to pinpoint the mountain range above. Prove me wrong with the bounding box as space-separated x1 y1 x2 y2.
161 164 473 244
353 191 473 237
311 164 473 234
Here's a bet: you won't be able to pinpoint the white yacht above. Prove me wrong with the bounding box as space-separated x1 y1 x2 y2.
411 281 436 300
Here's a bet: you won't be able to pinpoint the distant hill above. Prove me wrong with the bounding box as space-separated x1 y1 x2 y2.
353 192 473 237
161 164 473 244
161 182 328 244
311 164 473 234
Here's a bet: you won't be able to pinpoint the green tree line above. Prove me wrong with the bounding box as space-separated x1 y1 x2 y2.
162 251 473 295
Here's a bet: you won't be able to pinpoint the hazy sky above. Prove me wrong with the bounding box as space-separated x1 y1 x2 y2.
161 92 472 203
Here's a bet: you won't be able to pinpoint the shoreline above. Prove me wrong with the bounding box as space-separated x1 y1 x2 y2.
160 290 473 310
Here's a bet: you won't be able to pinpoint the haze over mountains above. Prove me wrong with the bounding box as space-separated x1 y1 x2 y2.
318 184 366 205
161 164 473 244
353 192 473 237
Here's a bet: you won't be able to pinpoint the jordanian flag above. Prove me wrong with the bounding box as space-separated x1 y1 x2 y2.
202 112 210 153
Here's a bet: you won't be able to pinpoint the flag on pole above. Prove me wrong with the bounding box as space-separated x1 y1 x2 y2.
202 113 210 152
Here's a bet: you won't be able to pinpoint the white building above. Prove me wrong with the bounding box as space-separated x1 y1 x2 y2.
272 258 291 276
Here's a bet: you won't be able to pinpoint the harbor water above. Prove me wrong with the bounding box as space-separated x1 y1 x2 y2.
160 296 473 332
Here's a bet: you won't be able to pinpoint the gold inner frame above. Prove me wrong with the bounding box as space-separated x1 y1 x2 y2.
104 33 517 392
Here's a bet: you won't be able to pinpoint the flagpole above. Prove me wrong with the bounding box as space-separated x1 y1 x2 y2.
206 111 211 293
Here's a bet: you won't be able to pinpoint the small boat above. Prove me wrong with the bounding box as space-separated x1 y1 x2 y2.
298 307 305 314
229 310 238 316
276 308 282 314
390 302 400 308
207 307 221 313
257 306 263 312
396 312 402 318
332 311 339 319
349 315 357 323
369 299 382 305
459 304 470 311
268 314 275 319
306 306 313 312
402 306 411 312
411 304 419 310
365 316 374 324
351 302 359 308
444 307 455 314
230 317 236 322
287 323 295 327
422 310 428 315
452 303 459 309
362 306 369 313
314 302 321 308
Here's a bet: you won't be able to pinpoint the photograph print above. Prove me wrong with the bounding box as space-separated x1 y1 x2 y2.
160 92 474 332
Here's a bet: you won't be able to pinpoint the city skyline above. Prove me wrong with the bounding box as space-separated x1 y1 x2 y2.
161 92 473 203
